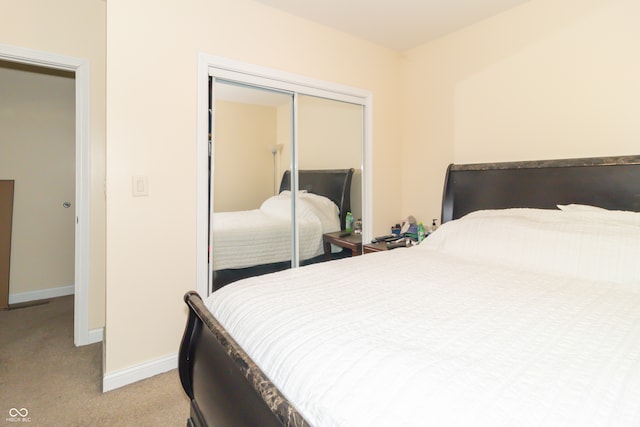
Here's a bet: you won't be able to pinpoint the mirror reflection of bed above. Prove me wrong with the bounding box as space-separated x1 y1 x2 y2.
211 81 364 291
212 169 355 291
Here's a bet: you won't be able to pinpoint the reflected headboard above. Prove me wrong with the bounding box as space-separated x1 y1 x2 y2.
441 155 640 223
279 169 354 229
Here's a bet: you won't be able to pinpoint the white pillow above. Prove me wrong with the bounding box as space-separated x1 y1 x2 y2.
298 192 340 233
557 204 640 227
557 204 607 212
260 191 340 233
260 192 292 219
421 208 640 284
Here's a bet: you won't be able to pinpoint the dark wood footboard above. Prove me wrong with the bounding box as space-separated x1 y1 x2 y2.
179 291 310 427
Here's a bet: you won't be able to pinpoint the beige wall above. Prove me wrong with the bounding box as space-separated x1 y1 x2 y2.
105 0 402 374
0 0 106 329
214 100 278 211
4 0 637 388
276 103 292 186
0 64 75 296
401 0 640 225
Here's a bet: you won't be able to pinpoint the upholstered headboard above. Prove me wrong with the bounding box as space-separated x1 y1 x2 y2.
279 169 355 229
441 155 640 223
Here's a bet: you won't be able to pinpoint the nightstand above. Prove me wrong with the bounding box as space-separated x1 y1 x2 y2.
323 231 362 260
363 242 388 254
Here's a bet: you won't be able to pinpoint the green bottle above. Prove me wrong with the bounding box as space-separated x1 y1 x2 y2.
417 222 426 242
345 211 353 233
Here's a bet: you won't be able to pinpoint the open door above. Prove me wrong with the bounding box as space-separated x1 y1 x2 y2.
0 180 14 309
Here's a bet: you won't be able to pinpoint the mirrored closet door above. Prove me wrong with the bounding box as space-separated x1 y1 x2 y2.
210 80 293 291
206 63 370 294
297 95 363 223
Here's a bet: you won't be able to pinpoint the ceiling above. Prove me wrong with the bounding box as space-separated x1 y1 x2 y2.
252 0 531 51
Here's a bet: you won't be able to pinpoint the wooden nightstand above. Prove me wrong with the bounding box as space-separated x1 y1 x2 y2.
323 231 362 260
363 242 388 254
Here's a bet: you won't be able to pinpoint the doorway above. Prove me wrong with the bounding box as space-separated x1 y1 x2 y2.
0 60 75 312
0 43 92 346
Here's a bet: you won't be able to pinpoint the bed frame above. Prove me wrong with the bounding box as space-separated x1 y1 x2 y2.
180 155 640 427
441 155 640 222
279 169 354 230
212 168 354 290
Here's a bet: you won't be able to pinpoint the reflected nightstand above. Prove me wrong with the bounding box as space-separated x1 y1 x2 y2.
322 231 362 260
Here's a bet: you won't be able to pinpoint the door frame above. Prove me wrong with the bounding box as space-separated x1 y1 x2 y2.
0 43 93 346
196 53 373 297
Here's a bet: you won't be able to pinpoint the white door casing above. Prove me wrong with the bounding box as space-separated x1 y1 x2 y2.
197 53 373 297
0 43 94 346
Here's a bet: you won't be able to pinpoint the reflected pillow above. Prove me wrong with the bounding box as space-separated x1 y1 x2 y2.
261 191 340 233
298 192 340 232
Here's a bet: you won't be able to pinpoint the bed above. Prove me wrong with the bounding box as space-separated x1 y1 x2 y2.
212 169 354 290
180 155 640 426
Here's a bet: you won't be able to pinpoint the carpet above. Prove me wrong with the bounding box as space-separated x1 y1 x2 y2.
0 295 190 426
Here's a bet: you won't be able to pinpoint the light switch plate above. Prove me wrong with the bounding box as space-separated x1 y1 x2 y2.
132 175 148 197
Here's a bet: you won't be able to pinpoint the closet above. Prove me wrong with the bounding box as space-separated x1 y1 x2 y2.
204 58 372 294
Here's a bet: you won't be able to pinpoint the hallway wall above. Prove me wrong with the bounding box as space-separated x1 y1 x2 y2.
0 62 75 300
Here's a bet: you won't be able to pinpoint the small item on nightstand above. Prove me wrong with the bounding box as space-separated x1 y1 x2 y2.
339 231 351 237
391 224 401 235
400 216 417 234
345 211 353 233
372 234 395 243
430 219 438 233
386 240 407 250
353 219 362 234
417 222 426 242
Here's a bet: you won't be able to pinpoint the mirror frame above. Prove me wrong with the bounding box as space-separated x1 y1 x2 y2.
196 53 373 296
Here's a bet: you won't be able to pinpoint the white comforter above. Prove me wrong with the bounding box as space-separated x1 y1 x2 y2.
206 208 640 426
212 191 340 270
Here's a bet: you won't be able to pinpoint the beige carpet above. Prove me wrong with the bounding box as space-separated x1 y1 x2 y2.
0 295 190 426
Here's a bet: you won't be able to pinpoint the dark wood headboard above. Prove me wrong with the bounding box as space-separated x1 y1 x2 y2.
441 155 640 223
279 169 354 229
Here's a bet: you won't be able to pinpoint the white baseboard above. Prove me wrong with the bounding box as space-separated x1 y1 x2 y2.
102 353 178 392
9 285 74 305
7 284 104 345
87 328 104 344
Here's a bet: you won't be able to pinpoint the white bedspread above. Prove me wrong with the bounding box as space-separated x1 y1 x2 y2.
206 209 640 426
212 191 340 270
